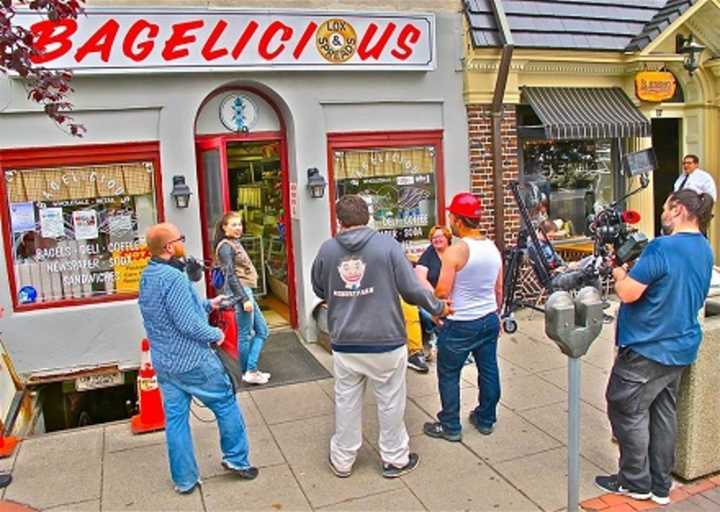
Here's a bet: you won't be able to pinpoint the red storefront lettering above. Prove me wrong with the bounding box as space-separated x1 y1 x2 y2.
357 22 396 60
231 20 259 59
122 20 159 62
293 21 318 59
258 21 293 60
201 20 229 61
162 20 205 61
75 19 120 62
390 24 420 60
30 19 78 64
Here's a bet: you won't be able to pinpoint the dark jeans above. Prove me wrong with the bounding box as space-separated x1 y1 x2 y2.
436 313 501 434
606 348 686 495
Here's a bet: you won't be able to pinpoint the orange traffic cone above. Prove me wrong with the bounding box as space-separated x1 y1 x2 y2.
0 421 20 459
130 338 165 435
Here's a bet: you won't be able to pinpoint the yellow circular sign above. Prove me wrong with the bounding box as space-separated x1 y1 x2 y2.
316 19 357 63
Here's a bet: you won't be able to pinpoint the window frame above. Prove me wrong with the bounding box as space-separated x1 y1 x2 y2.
326 130 446 241
0 141 164 312
518 135 625 242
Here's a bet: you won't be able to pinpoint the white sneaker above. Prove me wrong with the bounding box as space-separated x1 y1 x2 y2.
242 371 269 385
258 371 271 380
651 493 671 505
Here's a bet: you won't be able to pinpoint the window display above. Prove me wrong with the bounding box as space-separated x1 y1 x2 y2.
333 146 438 258
4 162 158 306
522 140 615 240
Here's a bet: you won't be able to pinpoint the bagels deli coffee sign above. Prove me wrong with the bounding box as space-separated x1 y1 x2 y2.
15 9 435 72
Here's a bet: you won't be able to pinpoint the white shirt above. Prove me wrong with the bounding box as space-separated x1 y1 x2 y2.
674 168 717 201
448 238 501 321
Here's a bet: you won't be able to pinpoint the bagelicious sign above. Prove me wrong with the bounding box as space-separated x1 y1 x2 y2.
14 9 436 73
635 71 677 103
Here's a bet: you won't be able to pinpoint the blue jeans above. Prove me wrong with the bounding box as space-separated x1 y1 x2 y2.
157 353 251 491
419 308 438 336
237 287 269 372
436 313 501 434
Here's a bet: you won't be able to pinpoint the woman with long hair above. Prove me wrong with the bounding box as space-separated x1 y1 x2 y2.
214 211 270 385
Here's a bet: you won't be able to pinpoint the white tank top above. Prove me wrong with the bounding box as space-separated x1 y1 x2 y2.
448 238 502 321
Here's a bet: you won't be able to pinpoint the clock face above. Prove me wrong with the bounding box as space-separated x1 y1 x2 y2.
219 94 259 132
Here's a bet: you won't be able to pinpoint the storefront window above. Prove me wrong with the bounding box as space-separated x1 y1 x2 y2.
522 139 614 240
333 146 438 257
4 162 158 306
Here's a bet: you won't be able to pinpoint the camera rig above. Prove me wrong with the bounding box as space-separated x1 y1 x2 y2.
500 175 650 334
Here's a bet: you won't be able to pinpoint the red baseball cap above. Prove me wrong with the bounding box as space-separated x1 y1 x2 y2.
447 192 483 219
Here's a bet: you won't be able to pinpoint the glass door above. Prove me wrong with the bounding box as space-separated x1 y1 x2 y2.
195 138 229 267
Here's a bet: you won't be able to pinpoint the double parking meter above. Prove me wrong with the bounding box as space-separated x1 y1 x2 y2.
544 286 604 512
545 287 604 358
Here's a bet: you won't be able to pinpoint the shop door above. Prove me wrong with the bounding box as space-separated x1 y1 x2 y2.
195 136 296 329
652 119 681 236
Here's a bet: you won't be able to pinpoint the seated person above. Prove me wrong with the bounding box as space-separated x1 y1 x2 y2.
529 220 566 270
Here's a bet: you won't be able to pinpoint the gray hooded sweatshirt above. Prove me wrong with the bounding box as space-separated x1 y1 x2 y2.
311 226 444 353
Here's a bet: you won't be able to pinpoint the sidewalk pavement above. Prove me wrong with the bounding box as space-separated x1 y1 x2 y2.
0 308 692 512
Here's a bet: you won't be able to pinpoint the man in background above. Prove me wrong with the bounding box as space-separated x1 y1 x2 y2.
138 223 257 494
674 154 716 201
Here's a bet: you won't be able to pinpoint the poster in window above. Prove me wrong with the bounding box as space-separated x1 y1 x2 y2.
109 213 133 236
10 202 36 233
39 207 65 239
73 210 99 240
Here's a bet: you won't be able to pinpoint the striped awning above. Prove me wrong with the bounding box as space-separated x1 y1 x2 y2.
521 87 651 140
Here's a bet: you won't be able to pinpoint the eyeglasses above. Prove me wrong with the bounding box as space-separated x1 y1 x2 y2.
682 161 695 166
167 235 186 245
431 236 447 242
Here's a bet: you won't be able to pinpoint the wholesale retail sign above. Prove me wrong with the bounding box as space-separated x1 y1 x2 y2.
13 9 436 73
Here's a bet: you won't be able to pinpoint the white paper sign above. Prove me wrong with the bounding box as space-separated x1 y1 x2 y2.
10 202 36 233
73 210 99 240
109 214 133 235
40 208 65 238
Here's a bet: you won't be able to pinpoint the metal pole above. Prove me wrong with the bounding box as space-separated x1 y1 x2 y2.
568 357 581 512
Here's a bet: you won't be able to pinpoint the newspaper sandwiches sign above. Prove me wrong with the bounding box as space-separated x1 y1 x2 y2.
15 9 436 73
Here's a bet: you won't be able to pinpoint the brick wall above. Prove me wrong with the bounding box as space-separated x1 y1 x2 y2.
467 104 520 247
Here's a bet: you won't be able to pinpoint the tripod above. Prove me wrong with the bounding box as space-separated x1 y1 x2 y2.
500 182 563 333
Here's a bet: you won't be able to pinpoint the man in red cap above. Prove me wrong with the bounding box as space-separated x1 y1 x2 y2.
423 193 503 442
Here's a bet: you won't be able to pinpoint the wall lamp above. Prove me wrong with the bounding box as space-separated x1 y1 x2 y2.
676 34 705 76
307 168 327 199
170 175 192 209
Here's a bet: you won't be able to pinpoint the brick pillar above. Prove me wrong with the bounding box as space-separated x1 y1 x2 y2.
467 104 520 247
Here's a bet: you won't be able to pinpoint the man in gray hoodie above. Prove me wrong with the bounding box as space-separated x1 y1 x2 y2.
311 195 449 479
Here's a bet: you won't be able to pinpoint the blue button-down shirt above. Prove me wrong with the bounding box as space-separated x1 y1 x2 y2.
138 260 221 374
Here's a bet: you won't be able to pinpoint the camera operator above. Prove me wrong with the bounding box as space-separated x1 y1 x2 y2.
594 190 714 506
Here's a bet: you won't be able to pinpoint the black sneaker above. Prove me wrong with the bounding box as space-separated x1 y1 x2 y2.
469 412 494 435
382 452 420 478
594 475 650 500
423 421 462 442
0 473 11 489
328 456 352 478
408 353 429 373
221 461 259 480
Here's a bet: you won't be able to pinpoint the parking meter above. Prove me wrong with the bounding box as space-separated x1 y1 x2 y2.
544 286 604 512
545 287 604 358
